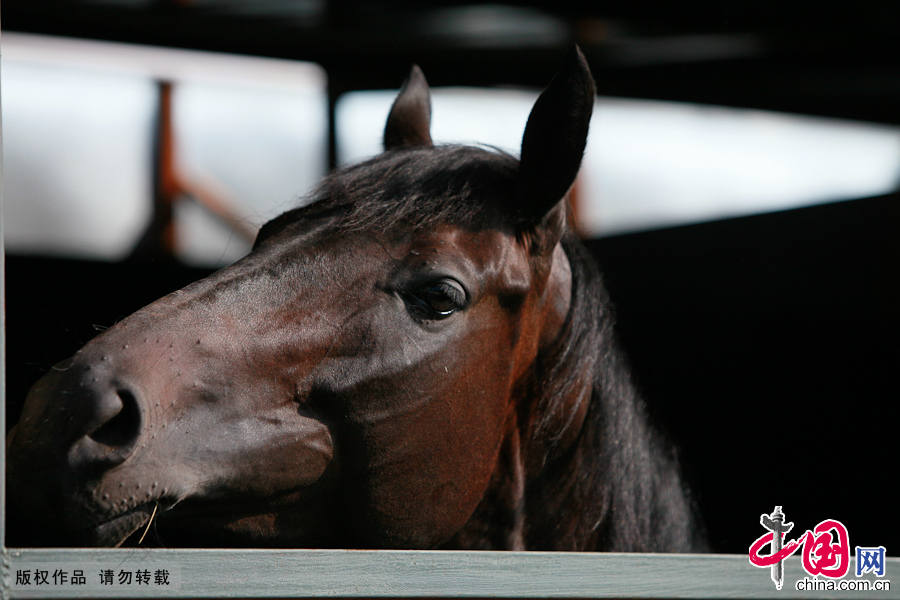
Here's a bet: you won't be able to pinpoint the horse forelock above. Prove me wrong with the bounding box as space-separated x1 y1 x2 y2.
297 145 520 235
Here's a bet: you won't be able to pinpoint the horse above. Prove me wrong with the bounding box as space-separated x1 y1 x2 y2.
6 47 704 552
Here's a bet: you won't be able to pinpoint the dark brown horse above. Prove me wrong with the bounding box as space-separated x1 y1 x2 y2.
6 48 704 551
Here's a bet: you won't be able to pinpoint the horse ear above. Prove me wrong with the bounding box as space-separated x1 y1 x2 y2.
516 46 595 241
384 65 434 150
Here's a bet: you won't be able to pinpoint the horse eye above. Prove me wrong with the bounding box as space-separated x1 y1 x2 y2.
403 279 467 320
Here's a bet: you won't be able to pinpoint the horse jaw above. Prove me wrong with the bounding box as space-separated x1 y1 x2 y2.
5 247 339 547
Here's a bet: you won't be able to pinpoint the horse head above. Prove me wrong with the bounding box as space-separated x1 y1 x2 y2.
7 47 701 551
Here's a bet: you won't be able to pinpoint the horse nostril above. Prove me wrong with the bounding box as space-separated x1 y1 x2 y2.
87 388 142 449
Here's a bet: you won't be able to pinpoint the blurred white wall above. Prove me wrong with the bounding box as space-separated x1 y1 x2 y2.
338 88 900 236
4 31 899 265
2 61 156 258
2 33 328 265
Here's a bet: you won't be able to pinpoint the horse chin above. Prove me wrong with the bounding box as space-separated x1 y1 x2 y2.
124 491 337 548
11 503 161 548
92 503 158 547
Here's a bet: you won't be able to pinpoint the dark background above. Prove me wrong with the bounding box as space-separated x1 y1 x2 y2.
4 0 899 554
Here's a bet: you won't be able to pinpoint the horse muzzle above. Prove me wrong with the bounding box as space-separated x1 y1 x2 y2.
6 338 335 547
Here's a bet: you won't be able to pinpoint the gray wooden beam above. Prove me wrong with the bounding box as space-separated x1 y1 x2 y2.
3 548 898 599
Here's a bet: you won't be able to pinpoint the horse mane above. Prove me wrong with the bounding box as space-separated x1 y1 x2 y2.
526 233 705 551
257 146 519 245
268 145 705 552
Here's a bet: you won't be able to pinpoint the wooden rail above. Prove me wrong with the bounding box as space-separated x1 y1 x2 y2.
3 548 895 599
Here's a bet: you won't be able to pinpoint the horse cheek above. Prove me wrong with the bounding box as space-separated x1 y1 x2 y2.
363 392 507 548
338 344 509 548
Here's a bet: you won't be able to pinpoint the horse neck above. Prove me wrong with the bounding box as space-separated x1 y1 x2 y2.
447 235 702 552
518 236 702 552
517 235 612 550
